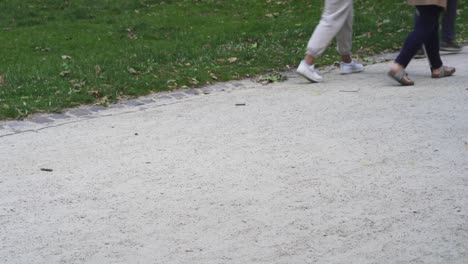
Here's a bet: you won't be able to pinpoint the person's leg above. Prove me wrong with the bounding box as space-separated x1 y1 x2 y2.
416 7 456 76
389 6 441 85
334 3 364 74
298 0 354 82
422 14 443 70
413 10 425 58
425 24 456 77
305 0 353 64
442 0 457 42
334 1 353 61
394 6 441 69
441 0 461 51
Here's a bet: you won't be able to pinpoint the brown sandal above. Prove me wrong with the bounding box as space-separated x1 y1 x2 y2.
387 70 414 86
431 66 456 78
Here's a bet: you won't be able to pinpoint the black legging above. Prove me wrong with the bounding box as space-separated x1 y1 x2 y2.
396 5 443 70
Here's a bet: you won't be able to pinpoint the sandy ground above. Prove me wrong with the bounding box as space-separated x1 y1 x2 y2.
1 50 467 264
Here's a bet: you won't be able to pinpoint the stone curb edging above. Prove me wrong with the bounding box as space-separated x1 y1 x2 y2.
0 80 264 138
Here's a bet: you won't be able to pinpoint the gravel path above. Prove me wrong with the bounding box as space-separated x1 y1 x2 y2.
1 49 467 264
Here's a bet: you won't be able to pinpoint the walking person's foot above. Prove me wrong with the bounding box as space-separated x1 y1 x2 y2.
296 60 323 83
431 65 456 78
440 41 462 52
388 63 414 86
340 60 364 74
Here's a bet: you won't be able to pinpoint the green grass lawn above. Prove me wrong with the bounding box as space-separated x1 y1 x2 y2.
0 0 467 119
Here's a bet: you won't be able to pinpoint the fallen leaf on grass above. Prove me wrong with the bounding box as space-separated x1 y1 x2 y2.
256 72 287 84
127 28 138 39
167 79 177 88
95 96 109 105
189 78 199 85
70 79 86 89
60 70 71 77
61 55 72 60
87 90 100 96
209 72 218 80
128 67 139 75
34 46 51 52
228 57 238 63
265 13 279 18
95 65 102 76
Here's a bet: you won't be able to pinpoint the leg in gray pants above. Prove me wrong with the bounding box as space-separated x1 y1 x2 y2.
296 0 363 83
306 0 353 57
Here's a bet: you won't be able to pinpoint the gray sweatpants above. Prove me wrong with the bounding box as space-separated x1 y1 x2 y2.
306 0 354 57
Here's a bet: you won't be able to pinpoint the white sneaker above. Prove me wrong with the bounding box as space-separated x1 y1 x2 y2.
296 60 323 83
340 61 364 75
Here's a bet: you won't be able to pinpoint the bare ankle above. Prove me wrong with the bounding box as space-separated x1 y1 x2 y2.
391 63 405 72
341 54 352 64
304 55 315 65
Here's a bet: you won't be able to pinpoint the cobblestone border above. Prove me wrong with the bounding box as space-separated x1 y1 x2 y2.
0 80 264 137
